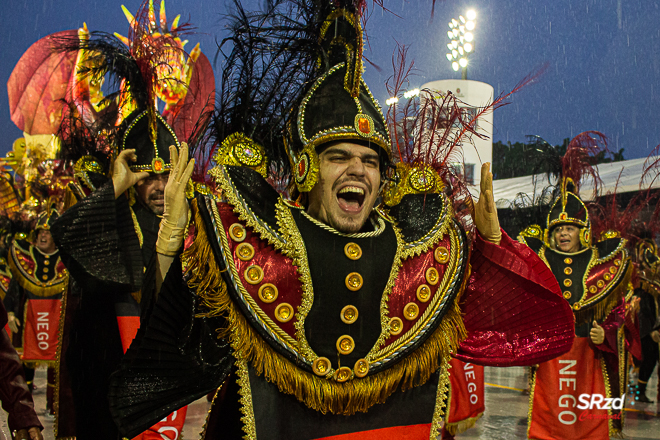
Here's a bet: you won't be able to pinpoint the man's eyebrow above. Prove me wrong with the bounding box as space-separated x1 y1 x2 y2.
323 147 351 156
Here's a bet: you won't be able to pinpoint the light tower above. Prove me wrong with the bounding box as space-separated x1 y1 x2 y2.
446 10 476 80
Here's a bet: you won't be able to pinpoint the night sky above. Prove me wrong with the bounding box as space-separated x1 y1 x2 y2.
1 0 659 160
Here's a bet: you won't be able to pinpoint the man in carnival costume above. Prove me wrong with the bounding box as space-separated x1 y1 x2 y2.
520 132 641 439
4 206 68 418
108 1 575 439
48 2 213 438
631 232 660 404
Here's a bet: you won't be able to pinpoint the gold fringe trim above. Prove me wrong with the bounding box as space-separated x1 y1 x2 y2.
184 200 466 416
8 254 68 298
445 413 484 436
574 262 632 325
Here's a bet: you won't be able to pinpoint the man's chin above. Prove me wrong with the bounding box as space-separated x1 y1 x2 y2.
328 212 369 234
150 204 165 216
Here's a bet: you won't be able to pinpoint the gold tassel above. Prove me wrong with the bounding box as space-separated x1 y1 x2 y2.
445 413 484 436
184 199 468 415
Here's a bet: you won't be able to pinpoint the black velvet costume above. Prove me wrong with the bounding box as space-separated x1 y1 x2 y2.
51 181 159 440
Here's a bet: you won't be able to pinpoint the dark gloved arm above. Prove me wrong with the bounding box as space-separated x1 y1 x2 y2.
50 180 144 293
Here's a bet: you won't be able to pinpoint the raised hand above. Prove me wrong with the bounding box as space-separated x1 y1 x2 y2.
112 149 150 198
590 321 605 345
156 143 195 257
473 162 502 245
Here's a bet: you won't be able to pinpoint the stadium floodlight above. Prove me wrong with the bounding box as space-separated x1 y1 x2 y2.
403 88 420 99
446 9 477 79
386 97 399 106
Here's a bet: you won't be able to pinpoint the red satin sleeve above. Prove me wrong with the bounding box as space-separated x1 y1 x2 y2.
597 299 642 360
456 230 575 366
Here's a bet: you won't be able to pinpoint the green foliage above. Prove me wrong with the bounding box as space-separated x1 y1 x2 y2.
492 138 625 179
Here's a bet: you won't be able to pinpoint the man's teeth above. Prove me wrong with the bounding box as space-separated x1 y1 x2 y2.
338 186 365 195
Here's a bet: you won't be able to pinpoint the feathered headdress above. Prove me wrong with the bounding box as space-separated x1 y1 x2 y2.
200 0 389 191
59 0 212 174
382 45 547 234
544 131 609 239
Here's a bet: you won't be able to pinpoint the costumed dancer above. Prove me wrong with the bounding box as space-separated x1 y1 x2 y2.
631 237 660 404
49 1 214 439
521 132 641 439
106 2 574 439
5 205 68 418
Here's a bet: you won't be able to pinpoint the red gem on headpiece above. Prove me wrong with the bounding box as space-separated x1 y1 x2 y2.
298 160 306 177
154 160 163 172
358 117 370 134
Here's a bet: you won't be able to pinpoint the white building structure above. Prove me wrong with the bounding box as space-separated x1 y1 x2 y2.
421 79 494 189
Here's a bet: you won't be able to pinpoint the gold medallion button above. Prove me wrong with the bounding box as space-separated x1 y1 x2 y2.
425 267 440 286
312 357 331 376
563 291 572 300
344 243 362 260
43 267 49 273
345 272 364 291
403 302 420 321
236 243 255 261
42 275 49 281
564 258 573 265
597 280 605 288
44 260 50 266
564 267 572 275
334 366 353 383
416 284 432 303
274 303 294 323
609 267 617 274
258 283 278 303
434 246 450 264
336 335 355 355
389 317 403 335
603 273 611 281
354 359 369 378
229 223 246 242
589 285 598 294
244 265 264 284
340 305 359 324
573 303 581 310
614 259 621 266
563 279 572 287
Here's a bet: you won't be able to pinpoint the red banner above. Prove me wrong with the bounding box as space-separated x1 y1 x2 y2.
117 316 141 354
22 298 61 361
445 358 484 435
118 315 188 440
315 424 431 440
131 406 188 440
528 337 612 440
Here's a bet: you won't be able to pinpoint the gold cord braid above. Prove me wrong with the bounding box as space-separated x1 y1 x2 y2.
184 198 467 416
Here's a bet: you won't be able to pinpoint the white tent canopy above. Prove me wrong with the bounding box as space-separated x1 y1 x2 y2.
492 158 655 208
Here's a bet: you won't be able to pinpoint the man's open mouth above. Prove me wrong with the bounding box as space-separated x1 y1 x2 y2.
336 186 366 213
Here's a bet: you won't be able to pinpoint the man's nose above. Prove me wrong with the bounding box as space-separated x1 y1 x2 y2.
346 157 366 175
154 176 168 189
